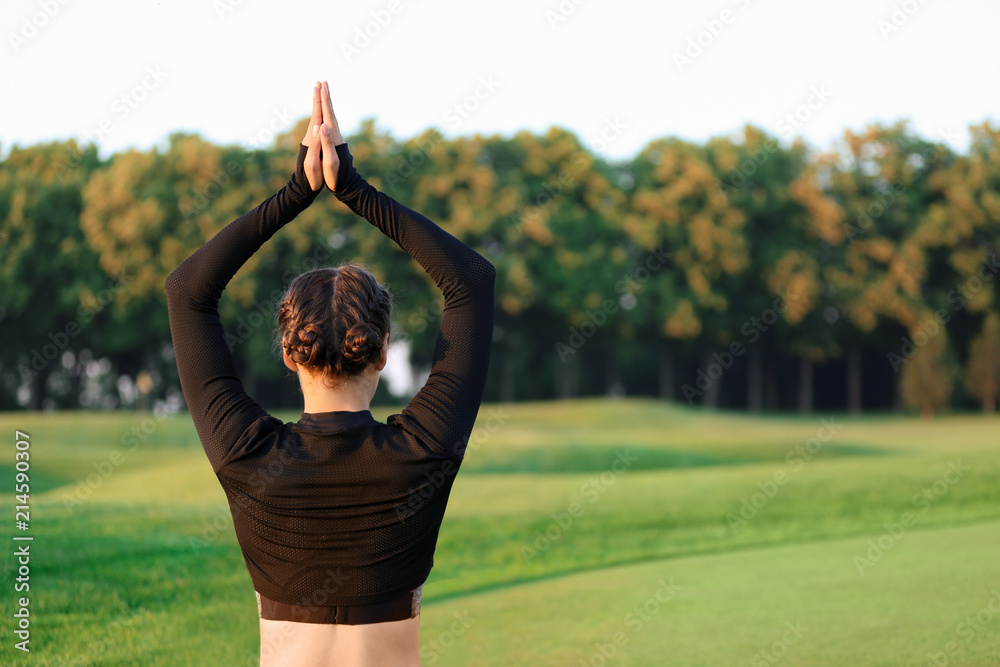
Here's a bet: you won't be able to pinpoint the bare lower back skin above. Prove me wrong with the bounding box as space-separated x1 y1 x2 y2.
258 615 420 666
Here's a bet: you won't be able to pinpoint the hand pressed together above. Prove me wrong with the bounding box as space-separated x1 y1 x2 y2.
300 80 346 193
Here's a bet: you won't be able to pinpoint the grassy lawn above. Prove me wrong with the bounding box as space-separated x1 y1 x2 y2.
0 398 998 665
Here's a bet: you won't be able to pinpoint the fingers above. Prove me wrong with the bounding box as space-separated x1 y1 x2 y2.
320 81 334 127
320 81 344 145
310 81 323 133
302 82 323 147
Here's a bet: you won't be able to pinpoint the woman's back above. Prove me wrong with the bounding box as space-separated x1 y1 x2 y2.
218 411 460 608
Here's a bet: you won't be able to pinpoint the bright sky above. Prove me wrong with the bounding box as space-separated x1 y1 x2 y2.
3 0 999 162
3 0 998 395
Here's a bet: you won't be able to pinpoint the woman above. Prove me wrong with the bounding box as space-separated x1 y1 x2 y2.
165 81 496 666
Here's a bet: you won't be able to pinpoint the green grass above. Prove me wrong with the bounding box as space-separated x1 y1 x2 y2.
1 399 999 665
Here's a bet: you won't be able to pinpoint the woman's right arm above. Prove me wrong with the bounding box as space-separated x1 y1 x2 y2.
320 123 496 459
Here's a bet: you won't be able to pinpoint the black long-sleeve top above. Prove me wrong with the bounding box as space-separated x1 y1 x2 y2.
164 142 496 607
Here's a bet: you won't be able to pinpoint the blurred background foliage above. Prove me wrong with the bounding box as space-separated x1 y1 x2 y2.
2 118 999 416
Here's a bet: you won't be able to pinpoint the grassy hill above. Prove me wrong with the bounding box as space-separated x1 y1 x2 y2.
1 399 998 665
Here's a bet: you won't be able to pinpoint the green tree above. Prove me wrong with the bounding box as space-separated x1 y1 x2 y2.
824 122 954 411
0 141 103 409
627 136 748 407
710 126 844 411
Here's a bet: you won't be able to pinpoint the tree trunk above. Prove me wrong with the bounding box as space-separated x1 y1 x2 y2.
29 367 49 411
847 342 862 414
703 353 721 409
500 354 516 403
69 353 83 408
798 357 813 413
921 403 934 420
984 385 996 414
659 349 674 400
606 353 623 397
747 346 763 413
764 357 780 410
557 355 579 400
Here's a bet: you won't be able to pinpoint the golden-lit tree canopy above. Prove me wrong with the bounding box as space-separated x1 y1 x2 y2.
2 119 998 415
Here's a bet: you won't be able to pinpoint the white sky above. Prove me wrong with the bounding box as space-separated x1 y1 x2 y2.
3 0 998 395
2 0 998 162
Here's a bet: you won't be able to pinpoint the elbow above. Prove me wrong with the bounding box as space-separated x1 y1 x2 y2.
164 270 179 299
164 265 187 301
467 256 496 298
476 253 497 288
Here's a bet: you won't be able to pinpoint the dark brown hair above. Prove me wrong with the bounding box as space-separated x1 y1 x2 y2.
276 264 392 385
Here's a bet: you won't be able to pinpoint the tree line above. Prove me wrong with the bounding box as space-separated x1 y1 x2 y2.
2 117 999 416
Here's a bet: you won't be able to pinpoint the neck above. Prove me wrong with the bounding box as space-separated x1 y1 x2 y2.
299 370 377 414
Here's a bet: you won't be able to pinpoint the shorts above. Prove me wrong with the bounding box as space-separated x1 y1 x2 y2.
256 580 425 625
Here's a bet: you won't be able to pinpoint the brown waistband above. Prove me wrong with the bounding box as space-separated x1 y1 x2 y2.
257 589 416 625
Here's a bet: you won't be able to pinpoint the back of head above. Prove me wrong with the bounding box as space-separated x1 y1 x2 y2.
276 264 392 386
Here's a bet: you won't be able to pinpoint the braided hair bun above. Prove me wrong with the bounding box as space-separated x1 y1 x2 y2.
284 323 326 367
275 264 392 384
341 322 384 375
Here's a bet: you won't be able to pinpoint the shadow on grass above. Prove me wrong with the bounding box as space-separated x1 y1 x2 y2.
460 442 893 474
1 464 73 494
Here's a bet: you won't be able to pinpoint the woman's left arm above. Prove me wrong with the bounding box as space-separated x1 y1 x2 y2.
164 86 325 471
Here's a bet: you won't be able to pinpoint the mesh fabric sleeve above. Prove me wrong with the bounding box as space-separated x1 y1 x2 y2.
332 142 496 458
165 144 320 471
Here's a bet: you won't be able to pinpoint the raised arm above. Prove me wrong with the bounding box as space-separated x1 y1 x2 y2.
318 83 496 458
164 86 326 471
